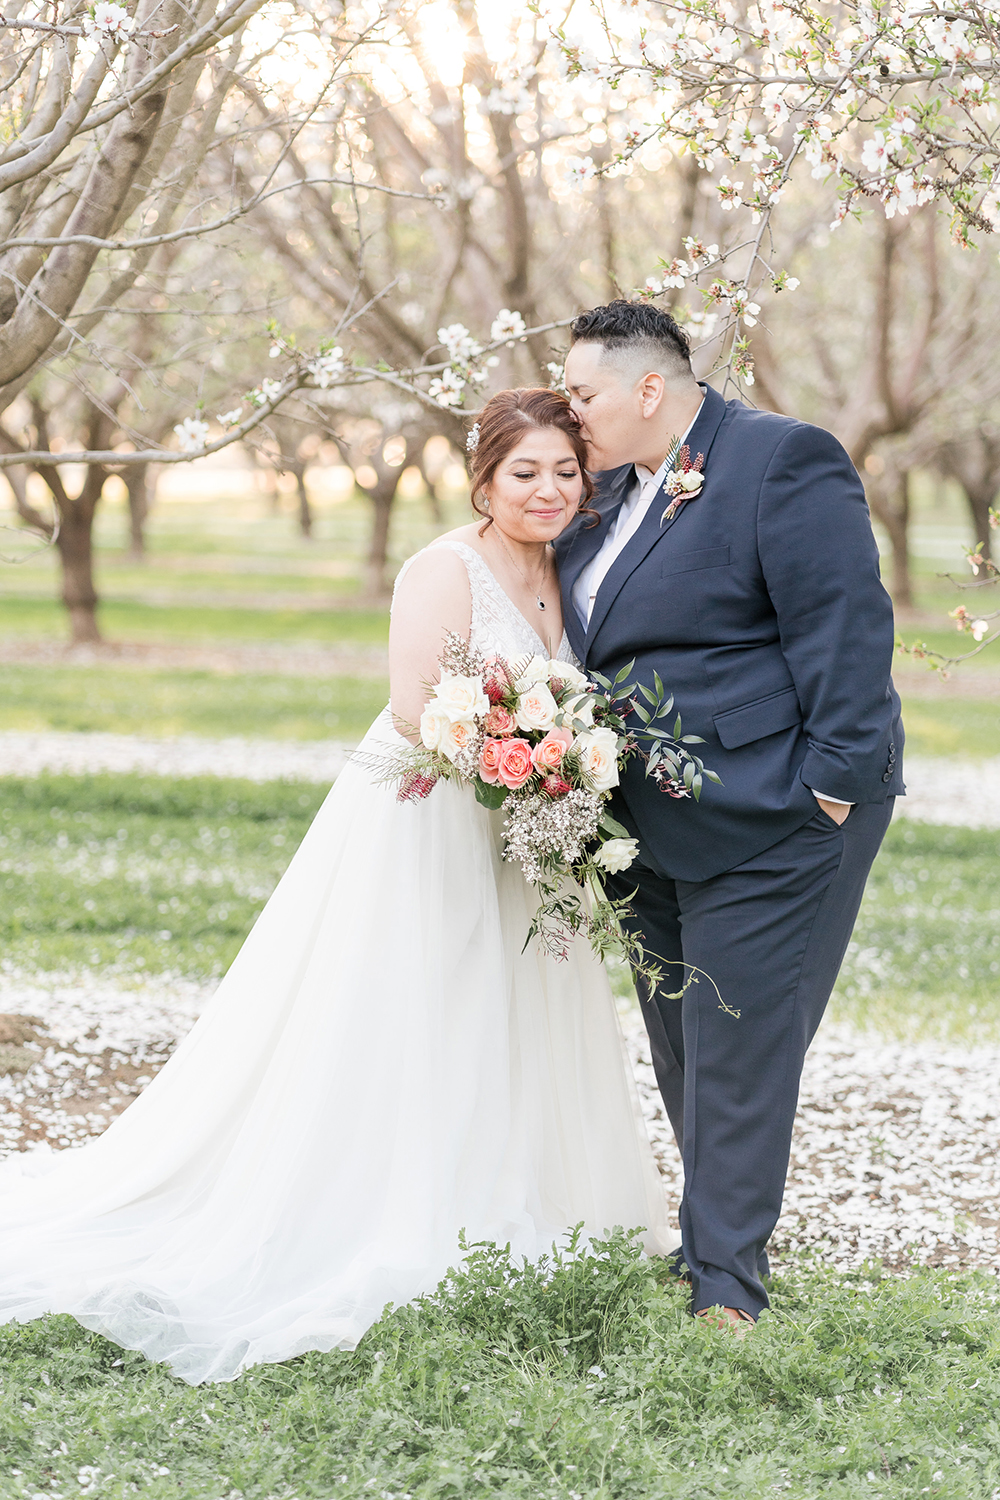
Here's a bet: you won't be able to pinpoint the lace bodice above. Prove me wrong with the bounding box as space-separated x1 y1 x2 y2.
393 538 580 667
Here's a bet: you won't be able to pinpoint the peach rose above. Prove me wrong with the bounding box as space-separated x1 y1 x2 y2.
498 737 535 789
514 682 557 733
439 718 477 765
479 737 504 784
532 726 573 772
484 705 517 737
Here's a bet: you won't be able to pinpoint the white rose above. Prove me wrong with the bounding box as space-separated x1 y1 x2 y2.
546 659 589 690
419 704 451 751
574 726 620 792
432 673 490 723
678 470 704 493
438 717 478 765
515 682 557 732
594 837 639 874
562 692 595 729
513 655 552 692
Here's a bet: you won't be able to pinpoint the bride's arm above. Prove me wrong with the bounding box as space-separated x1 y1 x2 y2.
388 547 473 743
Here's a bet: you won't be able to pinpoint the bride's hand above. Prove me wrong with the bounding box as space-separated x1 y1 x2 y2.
388 547 473 743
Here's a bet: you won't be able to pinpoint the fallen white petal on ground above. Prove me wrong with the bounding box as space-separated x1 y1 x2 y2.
896 754 1000 830
1 969 997 1275
625 1018 1000 1273
2 731 998 827
0 730 353 784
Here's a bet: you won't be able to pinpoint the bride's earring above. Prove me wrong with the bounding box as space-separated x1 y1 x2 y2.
482 496 490 509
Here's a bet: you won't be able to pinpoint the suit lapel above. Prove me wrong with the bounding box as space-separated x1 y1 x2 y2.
558 465 632 661
584 386 729 651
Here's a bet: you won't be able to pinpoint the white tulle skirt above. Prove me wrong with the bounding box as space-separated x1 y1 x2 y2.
0 709 672 1384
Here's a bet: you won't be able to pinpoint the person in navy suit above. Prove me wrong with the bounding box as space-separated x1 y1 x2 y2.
556 301 903 1330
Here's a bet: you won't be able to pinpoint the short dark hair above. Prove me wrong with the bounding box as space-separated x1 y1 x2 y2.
570 299 693 385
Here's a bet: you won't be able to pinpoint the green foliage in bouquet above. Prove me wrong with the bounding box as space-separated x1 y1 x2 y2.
370 636 721 989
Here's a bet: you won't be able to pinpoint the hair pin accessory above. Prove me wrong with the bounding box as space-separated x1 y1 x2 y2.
466 423 480 454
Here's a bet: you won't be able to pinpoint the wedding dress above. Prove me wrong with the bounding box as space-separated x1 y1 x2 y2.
0 539 672 1385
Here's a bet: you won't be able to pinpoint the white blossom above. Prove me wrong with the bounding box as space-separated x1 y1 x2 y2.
861 131 892 176
439 323 475 360
84 1 135 44
247 381 282 408
437 324 481 361
308 347 346 387
216 408 243 427
564 155 597 186
173 417 209 453
490 309 527 343
428 367 466 408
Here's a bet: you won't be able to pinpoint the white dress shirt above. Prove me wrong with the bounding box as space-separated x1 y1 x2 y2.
571 402 852 809
573 402 704 630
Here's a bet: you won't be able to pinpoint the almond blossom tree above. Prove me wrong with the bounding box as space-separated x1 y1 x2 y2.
546 0 1000 388
3 0 999 651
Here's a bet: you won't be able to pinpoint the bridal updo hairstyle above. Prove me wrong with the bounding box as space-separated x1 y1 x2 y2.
468 388 598 531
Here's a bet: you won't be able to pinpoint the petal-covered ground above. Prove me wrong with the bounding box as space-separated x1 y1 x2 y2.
1 730 999 826
2 968 998 1276
627 1022 1000 1275
1 733 997 1280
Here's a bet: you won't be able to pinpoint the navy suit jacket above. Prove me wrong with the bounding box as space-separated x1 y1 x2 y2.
554 384 904 882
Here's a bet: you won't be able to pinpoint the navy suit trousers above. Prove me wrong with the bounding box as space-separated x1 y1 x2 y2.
604 799 894 1318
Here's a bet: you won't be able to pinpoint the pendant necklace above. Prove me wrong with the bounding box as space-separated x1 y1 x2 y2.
493 528 549 612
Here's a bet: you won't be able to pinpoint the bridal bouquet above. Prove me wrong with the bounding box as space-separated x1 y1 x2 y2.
380 633 719 979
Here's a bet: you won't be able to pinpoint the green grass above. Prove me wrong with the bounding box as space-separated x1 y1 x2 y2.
1 1239 998 1499
0 666 388 740
830 821 1000 1040
0 665 995 760
897 696 1000 759
0 775 326 980
0 596 390 645
2 775 997 1038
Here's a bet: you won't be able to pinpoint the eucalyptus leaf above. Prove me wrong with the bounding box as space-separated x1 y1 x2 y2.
474 780 509 810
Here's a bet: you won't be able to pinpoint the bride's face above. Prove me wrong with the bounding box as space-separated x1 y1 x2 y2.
483 427 584 544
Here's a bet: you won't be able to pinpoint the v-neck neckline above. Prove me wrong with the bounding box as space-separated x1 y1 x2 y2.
430 538 563 660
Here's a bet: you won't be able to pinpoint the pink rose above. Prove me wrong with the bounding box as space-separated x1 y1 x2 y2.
479 737 504 784
484 705 517 737
541 775 572 798
498 737 535 789
532 726 573 772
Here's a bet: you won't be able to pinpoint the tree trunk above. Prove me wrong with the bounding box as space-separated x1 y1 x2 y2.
55 483 104 643
415 454 443 523
867 468 912 608
126 462 151 559
292 462 313 539
364 478 399 598
963 484 995 562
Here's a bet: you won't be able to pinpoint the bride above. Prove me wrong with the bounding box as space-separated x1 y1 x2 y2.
0 387 671 1385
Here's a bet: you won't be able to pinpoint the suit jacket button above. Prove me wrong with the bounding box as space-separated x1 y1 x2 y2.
882 771 892 782
889 742 895 754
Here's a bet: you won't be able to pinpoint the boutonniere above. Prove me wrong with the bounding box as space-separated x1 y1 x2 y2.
660 441 706 524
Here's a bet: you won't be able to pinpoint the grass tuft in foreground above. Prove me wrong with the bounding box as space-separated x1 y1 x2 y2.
1 1233 998 1498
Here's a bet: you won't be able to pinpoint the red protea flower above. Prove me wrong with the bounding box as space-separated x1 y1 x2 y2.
541 774 572 799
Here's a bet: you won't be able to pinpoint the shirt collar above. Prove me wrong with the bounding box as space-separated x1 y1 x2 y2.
632 395 706 499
